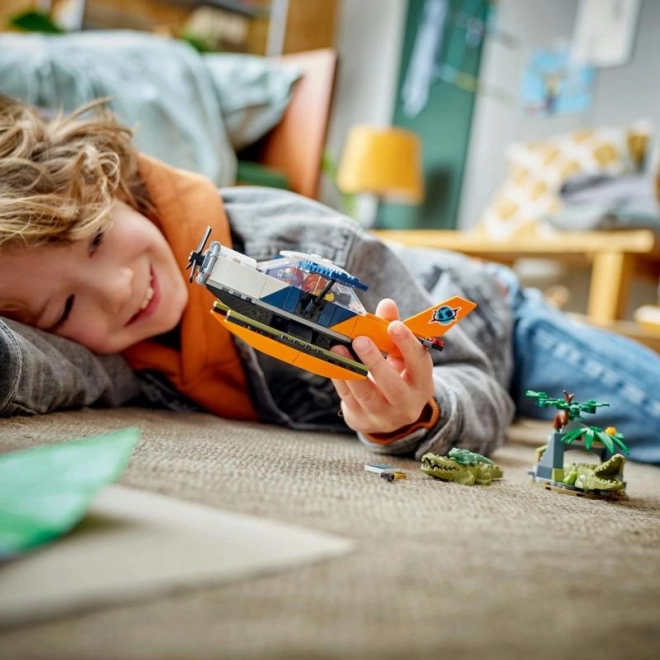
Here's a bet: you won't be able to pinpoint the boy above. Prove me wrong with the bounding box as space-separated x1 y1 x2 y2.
1 97 658 463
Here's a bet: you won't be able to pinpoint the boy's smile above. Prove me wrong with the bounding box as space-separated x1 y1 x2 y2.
0 200 188 353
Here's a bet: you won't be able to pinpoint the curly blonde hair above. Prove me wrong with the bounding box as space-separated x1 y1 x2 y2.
0 95 149 252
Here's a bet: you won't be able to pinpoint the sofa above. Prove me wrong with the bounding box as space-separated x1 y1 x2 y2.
1 34 659 660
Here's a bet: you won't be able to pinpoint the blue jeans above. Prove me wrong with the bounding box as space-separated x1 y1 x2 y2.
487 264 660 464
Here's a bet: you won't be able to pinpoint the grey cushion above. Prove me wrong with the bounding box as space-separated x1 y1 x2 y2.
0 30 237 186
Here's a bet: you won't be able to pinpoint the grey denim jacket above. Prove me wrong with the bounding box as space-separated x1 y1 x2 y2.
0 188 515 458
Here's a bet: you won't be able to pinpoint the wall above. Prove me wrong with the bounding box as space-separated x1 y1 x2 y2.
455 0 660 316
459 0 660 230
320 0 407 209
326 0 660 230
326 0 659 316
381 0 487 230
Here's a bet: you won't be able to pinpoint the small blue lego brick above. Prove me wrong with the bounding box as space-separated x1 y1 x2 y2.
364 464 396 474
365 464 407 481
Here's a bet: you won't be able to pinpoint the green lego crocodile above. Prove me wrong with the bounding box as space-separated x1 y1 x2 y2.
420 448 503 486
562 454 626 493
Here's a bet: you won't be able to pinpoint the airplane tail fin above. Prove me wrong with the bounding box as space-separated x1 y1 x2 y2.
403 296 477 338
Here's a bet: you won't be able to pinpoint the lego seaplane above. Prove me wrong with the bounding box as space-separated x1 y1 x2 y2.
187 228 476 380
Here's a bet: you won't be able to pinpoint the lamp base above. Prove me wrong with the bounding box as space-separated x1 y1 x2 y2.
354 194 379 229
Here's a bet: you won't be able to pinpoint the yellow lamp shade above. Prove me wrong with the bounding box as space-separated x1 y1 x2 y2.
337 126 424 203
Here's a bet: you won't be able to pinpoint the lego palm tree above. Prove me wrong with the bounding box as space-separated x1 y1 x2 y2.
525 390 629 499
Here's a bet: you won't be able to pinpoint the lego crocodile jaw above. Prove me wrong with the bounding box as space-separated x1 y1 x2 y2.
565 454 627 492
420 452 503 486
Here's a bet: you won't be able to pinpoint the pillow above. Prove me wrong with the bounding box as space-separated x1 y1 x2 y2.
203 53 301 152
476 123 653 239
0 31 238 186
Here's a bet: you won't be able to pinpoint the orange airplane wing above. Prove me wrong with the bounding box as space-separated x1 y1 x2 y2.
403 296 476 338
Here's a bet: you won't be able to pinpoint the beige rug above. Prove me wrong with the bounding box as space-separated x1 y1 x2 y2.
1 408 659 660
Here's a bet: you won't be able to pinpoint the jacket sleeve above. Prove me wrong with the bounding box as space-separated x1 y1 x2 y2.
344 232 516 459
340 231 514 458
0 318 142 417
222 187 515 459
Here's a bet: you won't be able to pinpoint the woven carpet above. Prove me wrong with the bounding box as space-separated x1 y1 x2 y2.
1 408 659 660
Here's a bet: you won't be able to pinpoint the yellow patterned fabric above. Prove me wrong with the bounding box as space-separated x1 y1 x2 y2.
476 124 652 240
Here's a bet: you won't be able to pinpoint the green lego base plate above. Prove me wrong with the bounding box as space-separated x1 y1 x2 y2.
528 476 628 501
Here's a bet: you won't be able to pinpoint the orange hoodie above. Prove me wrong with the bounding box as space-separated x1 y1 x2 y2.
121 156 259 421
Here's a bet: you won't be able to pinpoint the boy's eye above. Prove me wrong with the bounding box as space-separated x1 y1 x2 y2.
53 295 75 330
89 229 105 255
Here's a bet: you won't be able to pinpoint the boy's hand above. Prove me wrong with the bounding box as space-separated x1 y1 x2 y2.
331 299 435 436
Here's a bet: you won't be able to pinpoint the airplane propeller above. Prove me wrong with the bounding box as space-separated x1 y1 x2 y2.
186 226 213 283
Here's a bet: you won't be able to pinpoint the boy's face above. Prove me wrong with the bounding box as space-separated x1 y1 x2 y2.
0 201 188 354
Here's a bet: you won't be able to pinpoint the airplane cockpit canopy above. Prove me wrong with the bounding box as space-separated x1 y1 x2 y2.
258 254 367 315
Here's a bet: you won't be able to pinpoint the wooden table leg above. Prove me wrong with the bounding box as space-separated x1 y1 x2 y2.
587 251 634 323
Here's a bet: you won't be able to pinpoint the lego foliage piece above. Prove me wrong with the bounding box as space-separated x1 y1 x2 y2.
526 388 610 426
420 448 503 486
525 389 629 499
525 390 630 453
562 425 629 455
187 227 476 380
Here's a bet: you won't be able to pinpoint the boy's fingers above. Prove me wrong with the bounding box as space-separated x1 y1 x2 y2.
330 373 376 420
332 311 432 411
376 299 406 367
330 344 378 411
388 320 423 361
350 335 403 406
329 345 358 401
331 377 353 403
387 321 434 391
375 298 399 322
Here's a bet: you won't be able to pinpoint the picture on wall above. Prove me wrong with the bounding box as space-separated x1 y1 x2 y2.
520 46 595 118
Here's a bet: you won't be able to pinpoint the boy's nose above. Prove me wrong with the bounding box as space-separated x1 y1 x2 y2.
97 267 134 315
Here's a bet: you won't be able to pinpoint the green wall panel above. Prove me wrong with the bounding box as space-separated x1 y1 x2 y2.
379 0 487 229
